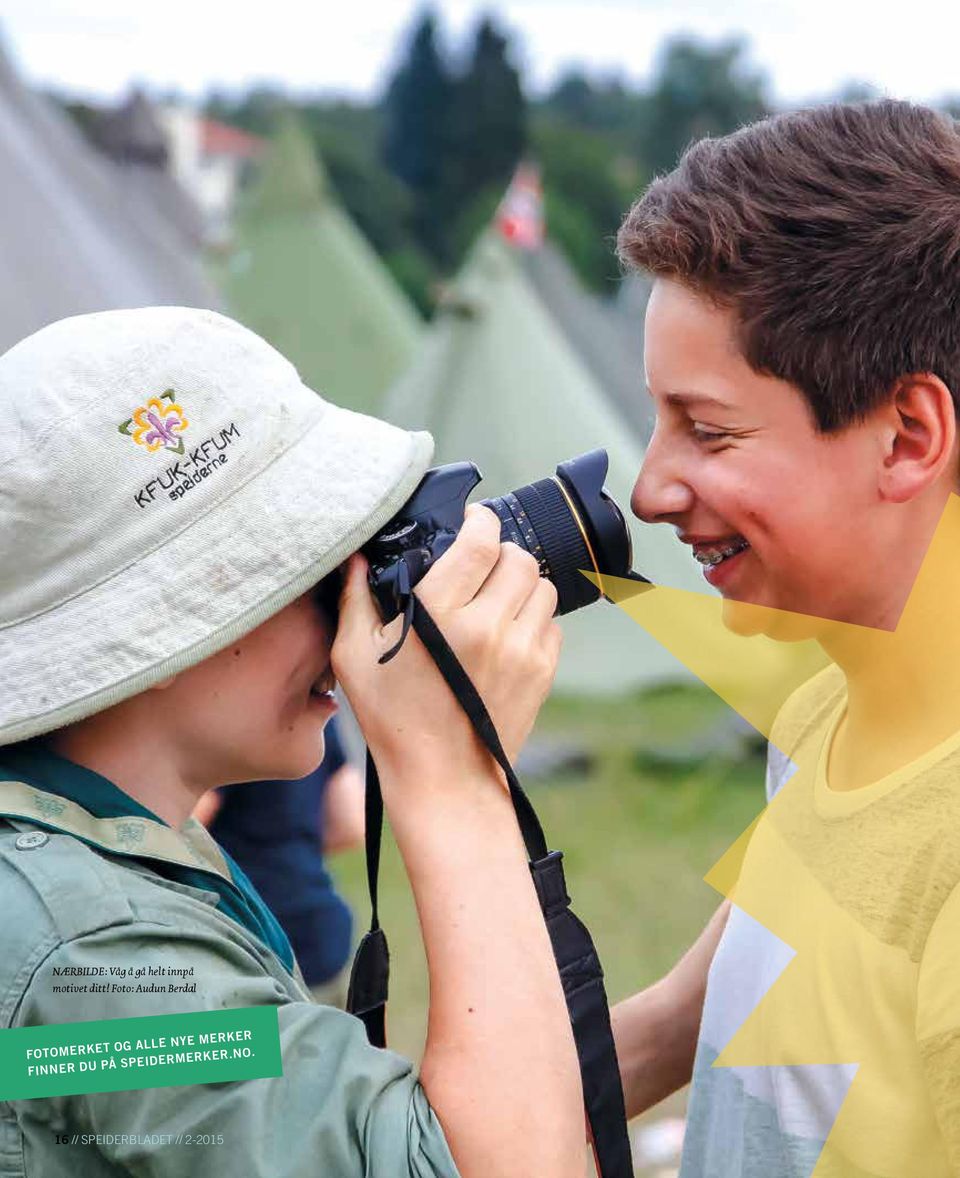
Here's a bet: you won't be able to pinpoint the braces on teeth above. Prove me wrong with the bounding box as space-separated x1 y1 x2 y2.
694 539 749 566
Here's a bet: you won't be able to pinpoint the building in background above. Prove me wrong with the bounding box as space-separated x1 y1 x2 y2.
158 103 264 244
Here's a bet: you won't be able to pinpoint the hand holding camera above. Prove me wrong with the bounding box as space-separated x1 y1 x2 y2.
332 502 561 789
335 451 635 1178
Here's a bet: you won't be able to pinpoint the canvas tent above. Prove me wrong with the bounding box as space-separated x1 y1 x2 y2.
0 41 217 354
216 115 421 415
383 228 707 694
519 241 655 445
494 161 654 444
613 271 653 378
90 89 208 249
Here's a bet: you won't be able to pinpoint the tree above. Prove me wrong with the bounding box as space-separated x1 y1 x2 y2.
381 10 526 268
532 117 638 291
205 85 288 137
543 70 642 139
311 130 413 259
381 10 452 202
449 16 526 200
639 36 770 175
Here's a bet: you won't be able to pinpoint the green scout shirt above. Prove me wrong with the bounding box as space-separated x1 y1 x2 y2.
0 743 460 1178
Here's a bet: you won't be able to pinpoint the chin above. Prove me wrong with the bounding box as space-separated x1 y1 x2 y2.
243 735 327 785
720 595 827 643
285 741 327 781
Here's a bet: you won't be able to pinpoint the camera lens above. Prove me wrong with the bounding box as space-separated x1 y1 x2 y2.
480 481 596 614
363 449 638 623
480 450 633 616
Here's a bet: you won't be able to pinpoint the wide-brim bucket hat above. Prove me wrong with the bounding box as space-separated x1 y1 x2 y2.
0 306 433 745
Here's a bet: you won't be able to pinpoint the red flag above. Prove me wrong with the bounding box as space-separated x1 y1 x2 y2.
495 162 544 251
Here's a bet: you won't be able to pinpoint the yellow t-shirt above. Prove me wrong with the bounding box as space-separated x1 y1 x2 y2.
681 663 960 1177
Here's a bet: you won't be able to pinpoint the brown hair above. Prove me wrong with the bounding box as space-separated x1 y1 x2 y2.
617 100 960 431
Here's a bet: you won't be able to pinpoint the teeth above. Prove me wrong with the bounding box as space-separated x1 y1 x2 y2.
693 538 749 566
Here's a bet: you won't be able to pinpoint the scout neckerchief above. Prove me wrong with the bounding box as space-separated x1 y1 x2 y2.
0 740 294 972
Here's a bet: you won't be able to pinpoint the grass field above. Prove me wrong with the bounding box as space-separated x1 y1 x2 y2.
332 682 766 1071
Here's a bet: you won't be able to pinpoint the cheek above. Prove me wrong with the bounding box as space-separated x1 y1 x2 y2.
183 657 287 732
695 464 782 539
712 456 817 551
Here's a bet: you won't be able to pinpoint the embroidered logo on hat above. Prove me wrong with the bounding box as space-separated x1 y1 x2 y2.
118 390 189 456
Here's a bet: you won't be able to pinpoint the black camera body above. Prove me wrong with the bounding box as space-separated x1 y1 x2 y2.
363 449 640 622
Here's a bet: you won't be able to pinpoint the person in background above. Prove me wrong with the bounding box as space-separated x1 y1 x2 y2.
194 716 364 1008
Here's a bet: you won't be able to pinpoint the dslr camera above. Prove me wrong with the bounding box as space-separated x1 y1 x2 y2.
362 449 640 621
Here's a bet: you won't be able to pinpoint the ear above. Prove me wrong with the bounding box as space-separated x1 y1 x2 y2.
877 374 958 504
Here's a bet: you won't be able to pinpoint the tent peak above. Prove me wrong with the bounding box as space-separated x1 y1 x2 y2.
243 111 330 219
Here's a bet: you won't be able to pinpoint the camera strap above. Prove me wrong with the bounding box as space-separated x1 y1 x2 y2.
346 588 633 1178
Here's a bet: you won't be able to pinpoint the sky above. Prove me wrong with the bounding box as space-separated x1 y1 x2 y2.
4 0 960 109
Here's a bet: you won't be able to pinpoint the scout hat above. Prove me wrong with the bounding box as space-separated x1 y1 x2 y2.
0 307 433 745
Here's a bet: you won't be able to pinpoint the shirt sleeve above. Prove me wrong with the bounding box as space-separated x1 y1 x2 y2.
764 741 796 804
12 921 460 1178
916 880 960 1172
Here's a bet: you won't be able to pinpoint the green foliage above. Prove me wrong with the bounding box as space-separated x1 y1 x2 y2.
534 119 632 231
533 116 639 290
297 100 383 155
446 184 502 267
448 17 526 200
205 84 287 137
542 69 644 140
638 36 771 175
381 10 452 197
383 244 439 318
207 92 440 314
199 25 775 299
380 9 526 267
309 129 413 257
543 190 615 292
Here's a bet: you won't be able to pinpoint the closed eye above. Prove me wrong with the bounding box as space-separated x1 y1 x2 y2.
691 424 733 443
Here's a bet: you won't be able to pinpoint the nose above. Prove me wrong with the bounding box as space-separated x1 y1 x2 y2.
631 427 694 523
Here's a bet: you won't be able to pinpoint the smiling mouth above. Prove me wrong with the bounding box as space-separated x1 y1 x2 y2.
309 669 337 698
691 536 750 567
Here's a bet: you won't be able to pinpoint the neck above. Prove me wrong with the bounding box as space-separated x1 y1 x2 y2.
819 497 960 786
46 702 204 829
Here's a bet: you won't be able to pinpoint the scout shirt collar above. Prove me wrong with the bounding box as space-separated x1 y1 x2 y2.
0 739 295 972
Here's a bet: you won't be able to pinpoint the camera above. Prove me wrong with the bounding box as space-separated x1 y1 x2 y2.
363 449 641 622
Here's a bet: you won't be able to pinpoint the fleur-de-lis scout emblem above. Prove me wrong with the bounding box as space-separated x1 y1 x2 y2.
119 390 189 455
115 820 146 849
31 792 66 818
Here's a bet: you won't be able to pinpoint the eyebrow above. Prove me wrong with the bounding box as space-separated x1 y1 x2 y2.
663 390 737 412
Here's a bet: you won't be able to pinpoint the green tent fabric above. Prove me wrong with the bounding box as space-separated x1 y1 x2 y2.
518 241 655 446
383 229 707 695
215 115 421 415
